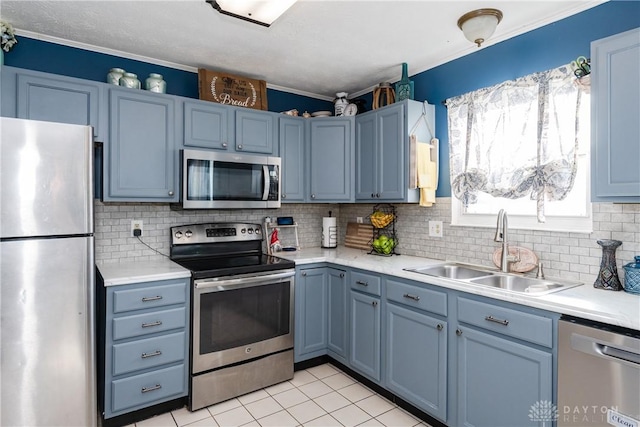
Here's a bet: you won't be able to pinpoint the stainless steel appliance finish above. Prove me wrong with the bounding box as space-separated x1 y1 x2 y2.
182 149 281 209
0 117 97 426
558 317 640 427
169 222 296 411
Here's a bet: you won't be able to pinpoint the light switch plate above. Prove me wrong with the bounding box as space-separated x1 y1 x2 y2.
429 221 443 237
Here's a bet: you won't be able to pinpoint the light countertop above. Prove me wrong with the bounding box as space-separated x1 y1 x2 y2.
97 258 191 286
275 247 640 331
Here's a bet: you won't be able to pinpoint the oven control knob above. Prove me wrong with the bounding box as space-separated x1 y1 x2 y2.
185 230 193 238
174 231 183 239
241 228 246 234
248 228 254 234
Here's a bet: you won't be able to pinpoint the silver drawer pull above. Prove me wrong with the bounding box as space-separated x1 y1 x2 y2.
356 280 369 287
485 315 509 326
437 324 443 331
141 384 162 393
141 350 162 359
141 320 162 328
141 295 163 302
403 293 420 301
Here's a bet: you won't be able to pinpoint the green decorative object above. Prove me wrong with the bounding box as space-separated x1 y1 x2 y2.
395 63 414 102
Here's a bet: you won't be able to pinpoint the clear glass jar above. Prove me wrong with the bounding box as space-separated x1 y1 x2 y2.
623 255 640 295
145 73 166 93
107 68 125 85
119 72 140 89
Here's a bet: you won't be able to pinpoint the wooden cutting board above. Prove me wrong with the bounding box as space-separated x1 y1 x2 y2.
345 222 374 250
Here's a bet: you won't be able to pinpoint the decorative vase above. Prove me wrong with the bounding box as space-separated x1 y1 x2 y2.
119 72 140 89
145 73 166 93
623 255 640 295
334 92 348 116
395 62 414 102
594 239 623 291
107 68 125 85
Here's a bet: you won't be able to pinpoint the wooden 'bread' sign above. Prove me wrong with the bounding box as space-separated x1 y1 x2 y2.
198 68 268 111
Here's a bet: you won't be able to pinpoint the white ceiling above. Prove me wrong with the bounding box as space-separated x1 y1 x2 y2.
2 0 603 100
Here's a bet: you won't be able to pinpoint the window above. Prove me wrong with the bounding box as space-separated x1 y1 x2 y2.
447 65 591 233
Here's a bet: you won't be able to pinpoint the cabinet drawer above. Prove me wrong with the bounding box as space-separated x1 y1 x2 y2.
350 271 381 296
112 281 187 314
457 297 552 347
386 279 447 316
112 332 186 376
111 364 186 413
113 307 186 341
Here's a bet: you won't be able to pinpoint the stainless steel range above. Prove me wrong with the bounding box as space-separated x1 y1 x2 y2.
170 223 296 411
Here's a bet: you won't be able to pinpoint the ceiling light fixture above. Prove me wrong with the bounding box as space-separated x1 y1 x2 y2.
207 0 297 27
457 8 503 47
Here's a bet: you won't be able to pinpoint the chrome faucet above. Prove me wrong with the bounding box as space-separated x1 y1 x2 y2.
494 209 520 272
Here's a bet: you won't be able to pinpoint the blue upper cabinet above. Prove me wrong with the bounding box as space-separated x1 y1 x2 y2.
279 117 306 202
591 27 640 202
2 66 105 141
183 100 231 151
308 117 354 202
235 108 277 154
105 88 179 202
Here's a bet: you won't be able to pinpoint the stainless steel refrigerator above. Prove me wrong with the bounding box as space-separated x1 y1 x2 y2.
1 117 97 426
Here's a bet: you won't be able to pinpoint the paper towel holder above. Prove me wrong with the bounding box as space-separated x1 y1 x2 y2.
322 211 338 249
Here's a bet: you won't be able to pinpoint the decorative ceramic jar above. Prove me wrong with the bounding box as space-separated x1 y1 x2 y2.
119 72 140 89
395 62 414 102
145 73 166 93
594 239 623 291
334 92 348 116
623 256 640 295
107 68 125 85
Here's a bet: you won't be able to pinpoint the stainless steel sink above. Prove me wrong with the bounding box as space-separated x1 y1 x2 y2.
404 263 582 295
404 263 495 280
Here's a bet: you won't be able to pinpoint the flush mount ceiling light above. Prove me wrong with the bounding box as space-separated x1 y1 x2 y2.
207 0 297 27
457 8 503 47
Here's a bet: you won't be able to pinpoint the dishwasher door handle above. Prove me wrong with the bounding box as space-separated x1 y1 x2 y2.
571 332 640 366
599 344 640 366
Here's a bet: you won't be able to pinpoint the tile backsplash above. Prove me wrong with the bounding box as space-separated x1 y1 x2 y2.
95 199 639 285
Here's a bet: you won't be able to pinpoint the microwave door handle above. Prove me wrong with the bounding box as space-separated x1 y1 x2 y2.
262 165 270 201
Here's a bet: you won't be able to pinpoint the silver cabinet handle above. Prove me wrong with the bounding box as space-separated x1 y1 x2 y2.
141 320 162 328
237 144 243 150
141 384 162 393
282 194 286 199
437 324 443 331
141 295 163 302
311 194 316 199
376 193 381 198
168 191 174 196
340 273 345 278
371 193 375 198
222 142 228 148
403 293 420 301
456 328 463 336
372 301 378 307
301 272 307 277
485 315 509 326
356 280 368 287
141 350 162 359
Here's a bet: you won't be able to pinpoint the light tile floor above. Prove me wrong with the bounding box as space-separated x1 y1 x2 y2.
128 363 432 427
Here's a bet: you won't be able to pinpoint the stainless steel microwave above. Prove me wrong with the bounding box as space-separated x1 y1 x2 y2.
182 149 280 209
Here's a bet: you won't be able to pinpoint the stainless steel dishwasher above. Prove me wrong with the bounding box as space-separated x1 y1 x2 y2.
558 316 640 427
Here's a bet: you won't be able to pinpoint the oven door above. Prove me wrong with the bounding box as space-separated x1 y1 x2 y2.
192 269 294 374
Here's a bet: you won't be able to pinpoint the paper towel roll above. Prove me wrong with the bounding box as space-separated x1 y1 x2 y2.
322 217 337 248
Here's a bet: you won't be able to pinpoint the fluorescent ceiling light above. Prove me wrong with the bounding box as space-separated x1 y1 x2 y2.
208 0 297 27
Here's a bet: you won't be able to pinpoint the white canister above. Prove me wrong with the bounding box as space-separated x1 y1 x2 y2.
145 73 166 93
119 72 141 89
107 68 125 85
322 217 337 248
334 92 348 116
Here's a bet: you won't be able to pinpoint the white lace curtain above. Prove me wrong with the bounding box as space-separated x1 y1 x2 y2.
446 64 585 222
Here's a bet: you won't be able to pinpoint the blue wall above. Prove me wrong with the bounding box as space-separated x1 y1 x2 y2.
4 1 638 197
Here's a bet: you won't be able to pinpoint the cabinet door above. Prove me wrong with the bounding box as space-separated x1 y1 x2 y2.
183 100 230 150
355 113 377 200
350 290 381 381
106 89 178 201
591 28 640 201
327 268 348 361
279 117 306 202
377 104 405 200
16 73 103 140
456 326 552 427
309 118 353 202
386 304 447 421
235 109 275 154
295 268 328 361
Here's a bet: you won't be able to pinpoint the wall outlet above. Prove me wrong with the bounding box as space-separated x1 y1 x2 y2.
356 217 364 224
131 219 143 237
429 220 443 238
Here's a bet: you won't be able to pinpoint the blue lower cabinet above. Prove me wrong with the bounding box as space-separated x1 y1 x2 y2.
349 290 381 382
327 268 348 363
456 326 552 427
386 304 447 422
111 364 186 413
295 267 328 362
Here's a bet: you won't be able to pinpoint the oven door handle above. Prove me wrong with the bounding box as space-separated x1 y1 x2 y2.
195 270 295 290
262 165 270 201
